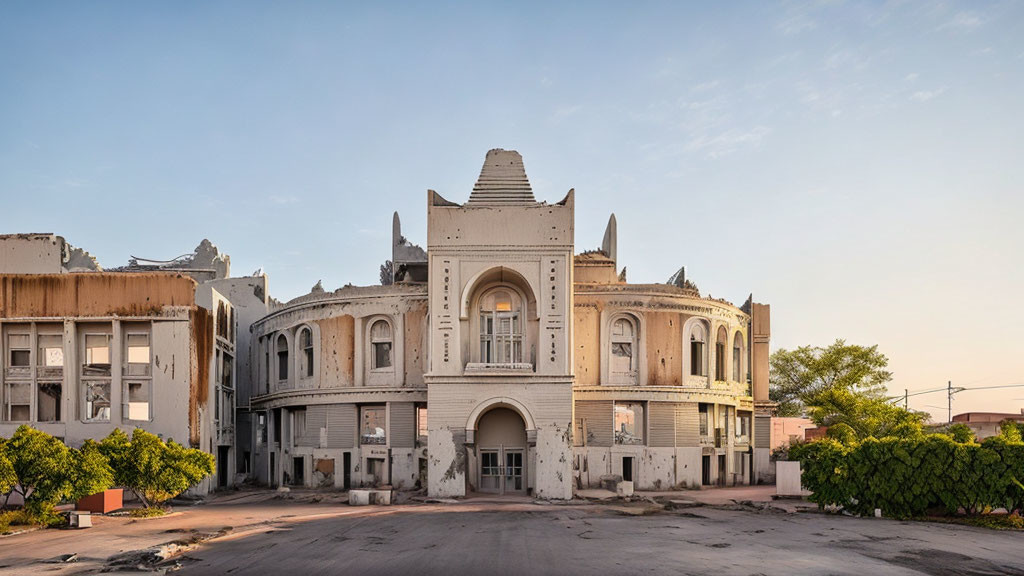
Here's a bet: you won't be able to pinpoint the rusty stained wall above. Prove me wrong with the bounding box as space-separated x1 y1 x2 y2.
189 306 214 448
404 306 426 385
0 273 197 318
645 311 683 386
318 314 355 387
573 304 600 385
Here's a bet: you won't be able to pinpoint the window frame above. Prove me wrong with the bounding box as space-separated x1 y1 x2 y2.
360 405 387 446
613 401 645 446
686 320 709 378
80 328 113 423
369 319 394 372
608 314 639 385
276 333 290 382
7 332 31 368
299 326 314 379
477 287 524 365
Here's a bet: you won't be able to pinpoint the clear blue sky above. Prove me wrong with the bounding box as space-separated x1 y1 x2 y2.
2 1 1022 421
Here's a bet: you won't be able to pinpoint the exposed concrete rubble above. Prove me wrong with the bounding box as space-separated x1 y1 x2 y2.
113 239 231 282
667 266 699 293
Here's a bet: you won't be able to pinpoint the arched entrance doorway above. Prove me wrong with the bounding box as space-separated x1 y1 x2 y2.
476 407 527 494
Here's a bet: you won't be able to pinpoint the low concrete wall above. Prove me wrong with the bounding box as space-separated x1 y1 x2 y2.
775 461 804 496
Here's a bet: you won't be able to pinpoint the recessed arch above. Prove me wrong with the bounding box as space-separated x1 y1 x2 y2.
732 330 745 383
460 266 538 320
465 396 537 433
683 317 710 379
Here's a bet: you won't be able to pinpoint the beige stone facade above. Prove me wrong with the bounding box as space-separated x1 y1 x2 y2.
247 149 772 497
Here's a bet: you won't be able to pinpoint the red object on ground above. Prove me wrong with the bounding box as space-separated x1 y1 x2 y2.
76 488 124 513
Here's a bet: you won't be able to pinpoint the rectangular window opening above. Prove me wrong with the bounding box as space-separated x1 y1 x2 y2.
126 333 151 376
360 406 386 445
614 402 644 445
84 381 111 422
37 382 62 422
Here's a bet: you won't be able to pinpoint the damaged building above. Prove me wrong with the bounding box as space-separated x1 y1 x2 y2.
248 149 773 497
0 234 269 493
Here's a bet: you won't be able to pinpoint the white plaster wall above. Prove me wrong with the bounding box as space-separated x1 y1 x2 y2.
427 380 573 499
573 447 702 490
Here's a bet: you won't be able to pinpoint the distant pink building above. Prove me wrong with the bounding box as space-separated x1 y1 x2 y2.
770 417 816 450
952 410 1024 440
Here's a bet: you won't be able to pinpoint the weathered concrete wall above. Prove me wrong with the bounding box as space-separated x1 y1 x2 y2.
318 315 355 387
427 380 573 499
0 234 64 274
0 273 197 318
0 317 194 454
646 311 683 386
573 447 702 490
573 305 600 386
403 307 426 386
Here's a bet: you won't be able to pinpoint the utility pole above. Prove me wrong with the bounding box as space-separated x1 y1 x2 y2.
904 388 908 410
948 380 952 424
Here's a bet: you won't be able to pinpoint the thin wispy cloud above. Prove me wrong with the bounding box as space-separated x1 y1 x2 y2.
268 194 300 205
937 12 983 32
909 87 946 102
685 126 770 159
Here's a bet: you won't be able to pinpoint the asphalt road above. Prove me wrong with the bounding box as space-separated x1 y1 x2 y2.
175 505 1024 576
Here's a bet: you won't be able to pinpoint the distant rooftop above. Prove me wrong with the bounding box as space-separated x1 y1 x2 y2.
466 149 537 205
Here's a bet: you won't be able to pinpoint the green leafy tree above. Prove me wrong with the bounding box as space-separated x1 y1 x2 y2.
69 440 114 502
4 425 73 512
825 422 857 444
100 429 214 508
0 440 16 497
804 387 925 440
769 340 892 417
946 422 976 443
999 420 1022 443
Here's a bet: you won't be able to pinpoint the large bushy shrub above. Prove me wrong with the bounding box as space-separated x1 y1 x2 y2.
99 428 214 507
1 426 213 515
2 425 113 513
791 430 1024 519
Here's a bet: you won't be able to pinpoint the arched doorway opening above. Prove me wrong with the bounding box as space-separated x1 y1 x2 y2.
476 407 527 494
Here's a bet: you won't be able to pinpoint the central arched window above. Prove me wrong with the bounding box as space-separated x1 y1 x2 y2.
370 320 393 370
479 288 523 363
276 334 289 381
299 327 314 378
688 322 707 377
610 316 638 384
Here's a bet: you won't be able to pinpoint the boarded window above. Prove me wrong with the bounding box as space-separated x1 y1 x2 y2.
370 320 392 369
4 381 30 421
610 316 637 384
614 402 644 445
699 404 710 437
360 405 386 445
38 334 64 368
